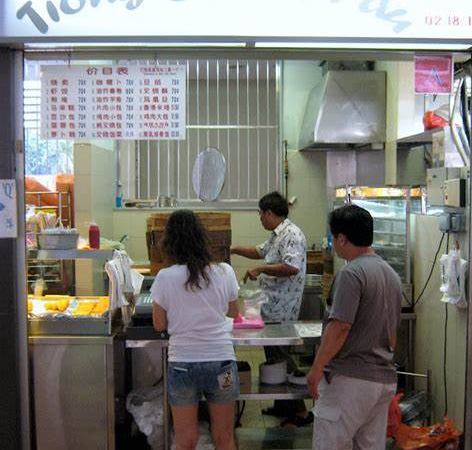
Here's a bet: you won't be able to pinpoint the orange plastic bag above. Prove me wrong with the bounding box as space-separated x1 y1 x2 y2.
396 418 462 450
387 393 403 438
423 111 449 130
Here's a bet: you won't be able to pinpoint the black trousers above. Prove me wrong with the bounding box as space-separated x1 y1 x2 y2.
263 345 307 415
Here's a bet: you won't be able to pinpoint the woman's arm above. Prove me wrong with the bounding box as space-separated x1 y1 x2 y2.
152 302 168 332
227 299 239 318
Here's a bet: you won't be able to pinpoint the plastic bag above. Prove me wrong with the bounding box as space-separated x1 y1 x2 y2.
171 422 215 450
400 392 430 425
387 393 403 438
396 418 462 450
239 280 268 319
423 110 449 130
126 385 165 450
440 249 468 309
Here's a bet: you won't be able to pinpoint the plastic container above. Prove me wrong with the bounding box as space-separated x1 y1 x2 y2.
88 222 100 249
37 232 79 250
259 360 287 385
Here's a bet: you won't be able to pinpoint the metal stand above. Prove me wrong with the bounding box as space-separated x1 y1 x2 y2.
162 346 170 450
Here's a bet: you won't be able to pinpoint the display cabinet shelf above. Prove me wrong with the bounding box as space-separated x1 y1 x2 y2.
28 249 114 260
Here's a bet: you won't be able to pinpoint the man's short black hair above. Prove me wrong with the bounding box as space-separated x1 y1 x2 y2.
259 191 289 218
329 204 373 247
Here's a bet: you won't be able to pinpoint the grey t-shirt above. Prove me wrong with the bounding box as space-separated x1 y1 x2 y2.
326 253 402 384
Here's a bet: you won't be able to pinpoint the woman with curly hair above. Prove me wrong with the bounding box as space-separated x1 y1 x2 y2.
151 210 239 450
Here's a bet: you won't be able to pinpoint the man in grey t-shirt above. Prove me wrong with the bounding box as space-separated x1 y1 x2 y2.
307 204 402 450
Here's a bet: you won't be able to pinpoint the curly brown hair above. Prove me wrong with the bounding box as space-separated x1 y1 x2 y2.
161 210 212 291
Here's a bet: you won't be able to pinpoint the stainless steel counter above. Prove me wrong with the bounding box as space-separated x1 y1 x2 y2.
126 321 323 348
29 329 124 450
29 333 116 345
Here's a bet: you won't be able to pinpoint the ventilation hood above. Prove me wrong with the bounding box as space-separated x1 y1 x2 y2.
299 70 386 150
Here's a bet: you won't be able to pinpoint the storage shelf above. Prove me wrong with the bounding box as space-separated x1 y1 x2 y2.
238 378 310 401
373 244 405 251
372 216 405 222
28 249 114 260
397 128 440 149
386 260 405 267
373 230 405 237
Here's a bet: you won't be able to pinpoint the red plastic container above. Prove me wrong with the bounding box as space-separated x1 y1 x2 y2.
88 222 100 249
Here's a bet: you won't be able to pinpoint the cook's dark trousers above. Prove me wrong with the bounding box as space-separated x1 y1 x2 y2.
264 345 306 415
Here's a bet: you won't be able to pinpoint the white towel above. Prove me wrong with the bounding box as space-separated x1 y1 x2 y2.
106 251 144 310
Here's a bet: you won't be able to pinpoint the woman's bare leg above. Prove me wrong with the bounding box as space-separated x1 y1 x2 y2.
208 402 236 450
171 405 199 450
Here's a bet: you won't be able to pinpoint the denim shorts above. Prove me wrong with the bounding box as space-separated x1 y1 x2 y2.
167 360 240 407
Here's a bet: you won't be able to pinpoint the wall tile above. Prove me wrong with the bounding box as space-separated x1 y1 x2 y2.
74 174 92 212
73 144 91 175
127 237 148 263
112 213 132 241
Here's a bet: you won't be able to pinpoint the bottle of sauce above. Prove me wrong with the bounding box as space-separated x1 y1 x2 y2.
89 222 100 249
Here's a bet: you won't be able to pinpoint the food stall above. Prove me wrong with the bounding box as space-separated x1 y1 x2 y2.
0 2 471 450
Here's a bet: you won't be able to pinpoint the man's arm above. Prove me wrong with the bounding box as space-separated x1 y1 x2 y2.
244 263 299 282
306 319 352 399
231 246 262 260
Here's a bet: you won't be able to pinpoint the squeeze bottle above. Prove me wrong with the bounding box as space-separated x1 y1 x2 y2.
89 222 100 249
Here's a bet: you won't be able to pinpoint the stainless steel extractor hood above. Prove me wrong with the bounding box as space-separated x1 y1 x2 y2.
299 70 386 150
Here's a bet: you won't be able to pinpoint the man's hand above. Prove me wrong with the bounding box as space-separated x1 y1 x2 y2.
306 367 324 400
244 267 261 282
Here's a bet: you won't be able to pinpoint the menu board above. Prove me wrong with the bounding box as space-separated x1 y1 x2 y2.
40 65 186 140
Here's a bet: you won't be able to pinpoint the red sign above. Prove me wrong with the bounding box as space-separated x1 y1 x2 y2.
415 54 453 95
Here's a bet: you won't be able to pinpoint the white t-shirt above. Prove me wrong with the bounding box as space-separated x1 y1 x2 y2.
151 262 239 362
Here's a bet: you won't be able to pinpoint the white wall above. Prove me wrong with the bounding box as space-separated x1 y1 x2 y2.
282 60 323 151
413 214 468 428
74 142 115 295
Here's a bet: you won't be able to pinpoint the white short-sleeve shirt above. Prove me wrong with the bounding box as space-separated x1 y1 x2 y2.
256 218 307 322
151 262 239 362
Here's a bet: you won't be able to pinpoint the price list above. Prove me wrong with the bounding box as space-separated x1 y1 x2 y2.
41 65 186 140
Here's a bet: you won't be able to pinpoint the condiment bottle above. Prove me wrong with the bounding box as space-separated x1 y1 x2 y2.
88 222 100 249
33 278 46 297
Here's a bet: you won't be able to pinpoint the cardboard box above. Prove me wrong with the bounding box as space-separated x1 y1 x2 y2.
237 361 251 394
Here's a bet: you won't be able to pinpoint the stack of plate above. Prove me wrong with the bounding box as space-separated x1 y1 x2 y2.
305 274 322 288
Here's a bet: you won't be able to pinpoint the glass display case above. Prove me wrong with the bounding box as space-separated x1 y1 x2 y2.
335 186 426 307
27 249 117 335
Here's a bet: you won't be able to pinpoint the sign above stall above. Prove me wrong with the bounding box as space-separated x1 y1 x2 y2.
414 54 453 94
40 64 186 140
0 0 472 43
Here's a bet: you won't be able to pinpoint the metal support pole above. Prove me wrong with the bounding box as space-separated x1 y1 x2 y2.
464 55 472 450
0 48 29 450
162 346 170 450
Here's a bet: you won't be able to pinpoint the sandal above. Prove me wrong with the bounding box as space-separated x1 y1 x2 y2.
280 412 314 428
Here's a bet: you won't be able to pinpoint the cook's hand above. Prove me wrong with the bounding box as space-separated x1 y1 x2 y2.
244 268 261 282
306 367 324 400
